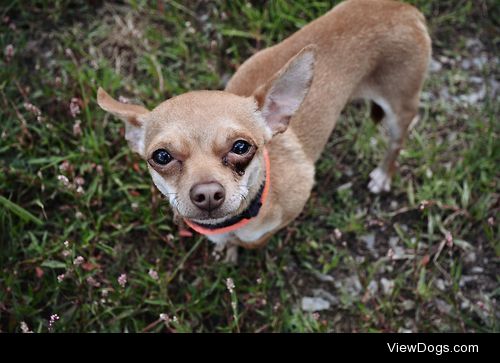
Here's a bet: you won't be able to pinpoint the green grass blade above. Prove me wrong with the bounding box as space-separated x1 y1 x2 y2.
0 195 44 226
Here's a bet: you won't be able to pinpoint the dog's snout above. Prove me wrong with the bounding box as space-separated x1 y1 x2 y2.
189 182 225 212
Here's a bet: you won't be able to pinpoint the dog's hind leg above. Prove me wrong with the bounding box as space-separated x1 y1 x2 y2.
368 94 420 193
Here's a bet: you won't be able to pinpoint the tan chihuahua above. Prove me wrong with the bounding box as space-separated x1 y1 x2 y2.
97 0 431 262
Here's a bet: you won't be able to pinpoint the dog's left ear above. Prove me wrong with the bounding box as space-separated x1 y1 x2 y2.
97 87 149 155
253 45 316 136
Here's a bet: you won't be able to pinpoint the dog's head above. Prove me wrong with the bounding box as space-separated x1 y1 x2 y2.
97 46 315 224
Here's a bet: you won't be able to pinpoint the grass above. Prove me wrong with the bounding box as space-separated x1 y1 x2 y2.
0 0 498 333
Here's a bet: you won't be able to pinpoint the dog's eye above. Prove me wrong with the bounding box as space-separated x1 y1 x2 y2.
231 140 251 155
152 149 173 165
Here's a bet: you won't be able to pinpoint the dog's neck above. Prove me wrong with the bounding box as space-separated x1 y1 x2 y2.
184 148 271 236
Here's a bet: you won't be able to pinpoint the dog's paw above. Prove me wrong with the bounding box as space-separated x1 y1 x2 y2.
368 167 391 194
223 245 239 265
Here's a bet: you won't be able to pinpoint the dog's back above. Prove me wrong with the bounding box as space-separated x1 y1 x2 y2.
226 0 431 167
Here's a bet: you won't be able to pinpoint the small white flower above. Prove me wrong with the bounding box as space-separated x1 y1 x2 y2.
23 102 41 116
57 274 65 282
73 256 84 265
226 278 235 294
20 321 32 333
48 314 59 330
57 175 72 189
419 200 430 210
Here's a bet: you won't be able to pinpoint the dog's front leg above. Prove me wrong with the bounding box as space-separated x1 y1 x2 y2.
223 244 239 265
213 241 239 265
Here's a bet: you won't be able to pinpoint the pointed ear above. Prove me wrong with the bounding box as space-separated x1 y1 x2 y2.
253 45 316 136
97 87 149 155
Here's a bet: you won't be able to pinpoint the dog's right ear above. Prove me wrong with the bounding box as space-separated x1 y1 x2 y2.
97 87 149 155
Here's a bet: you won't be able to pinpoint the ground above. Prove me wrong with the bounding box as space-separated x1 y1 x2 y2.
0 0 498 332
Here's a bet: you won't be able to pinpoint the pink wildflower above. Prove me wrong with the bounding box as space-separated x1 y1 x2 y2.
118 273 127 287
4 44 14 62
69 98 81 118
148 269 159 280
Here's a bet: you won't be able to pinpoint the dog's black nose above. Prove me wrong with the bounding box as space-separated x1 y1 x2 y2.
190 182 225 212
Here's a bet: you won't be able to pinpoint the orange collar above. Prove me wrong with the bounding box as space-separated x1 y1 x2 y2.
184 148 271 236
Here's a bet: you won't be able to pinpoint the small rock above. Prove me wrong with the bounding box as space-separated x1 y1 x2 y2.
435 278 447 291
459 85 486 105
398 328 413 333
472 54 488 69
388 236 399 247
461 298 471 310
335 275 362 297
471 266 484 274
355 255 366 264
464 251 477 264
312 270 335 282
469 76 484 84
402 300 416 311
380 277 395 296
336 182 352 192
301 297 330 312
429 58 442 72
465 38 483 50
459 275 476 287
312 288 339 305
461 59 472 70
360 233 377 256
488 77 499 98
435 299 453 314
367 280 378 295
392 246 406 260
417 242 428 250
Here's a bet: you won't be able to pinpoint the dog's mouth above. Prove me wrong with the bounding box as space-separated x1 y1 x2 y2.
182 181 266 230
181 196 251 223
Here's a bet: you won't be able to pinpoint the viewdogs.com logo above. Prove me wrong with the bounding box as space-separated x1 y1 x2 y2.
387 343 479 355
